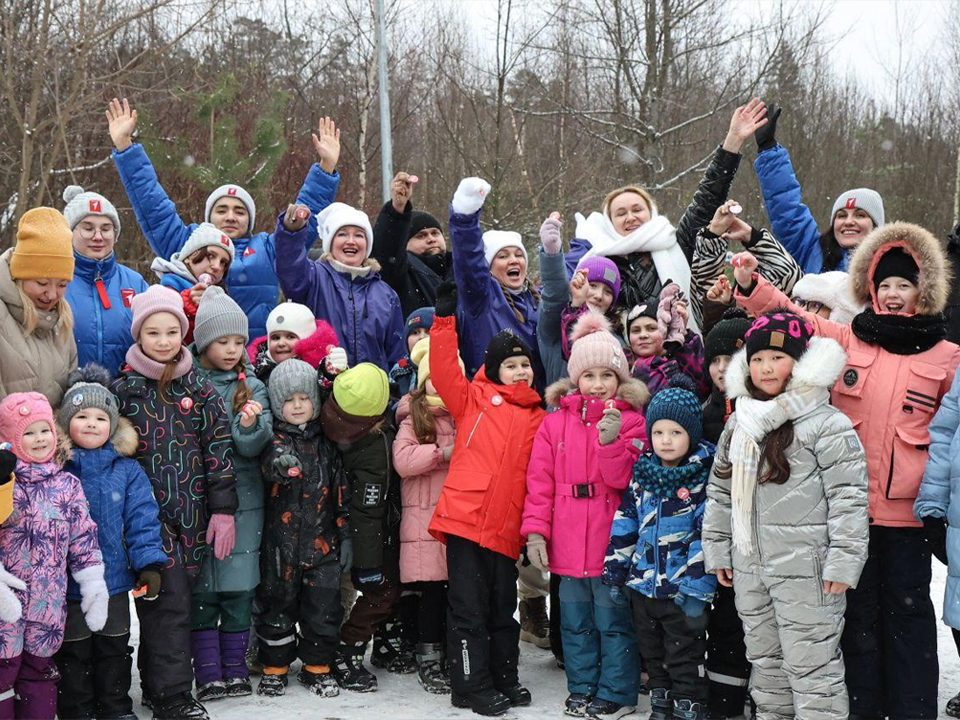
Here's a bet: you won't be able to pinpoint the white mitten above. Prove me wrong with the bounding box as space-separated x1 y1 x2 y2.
74 564 109 632
451 177 491 215
325 346 349 374
0 560 26 623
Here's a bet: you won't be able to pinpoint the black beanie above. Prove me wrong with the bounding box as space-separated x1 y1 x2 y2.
744 310 813 361
484 330 533 384
408 211 443 241
873 247 919 289
704 308 752 363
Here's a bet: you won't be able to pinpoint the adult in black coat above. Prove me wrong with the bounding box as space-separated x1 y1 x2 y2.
371 172 454 317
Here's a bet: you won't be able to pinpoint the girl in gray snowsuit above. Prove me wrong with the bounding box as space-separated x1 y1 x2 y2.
702 311 869 720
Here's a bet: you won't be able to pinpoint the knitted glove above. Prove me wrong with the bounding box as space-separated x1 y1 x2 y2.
609 585 627 606
0 560 26 623
352 567 385 588
434 281 459 318
923 516 948 565
675 593 709 618
539 213 563 255
339 538 354 572
657 283 686 351
134 569 162 600
0 448 15 481
451 177 491 215
324 346 349 375
206 513 236 560
74 564 109 632
754 105 781 152
597 407 622 446
273 454 302 478
526 533 549 572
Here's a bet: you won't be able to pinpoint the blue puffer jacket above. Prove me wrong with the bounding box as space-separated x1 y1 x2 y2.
915 370 960 629
65 252 149 378
450 209 542 384
65 419 166 599
602 443 717 604
112 143 340 338
755 144 849 274
274 218 405 371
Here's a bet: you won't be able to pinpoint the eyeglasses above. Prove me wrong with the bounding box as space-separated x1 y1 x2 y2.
793 298 824 314
76 226 115 241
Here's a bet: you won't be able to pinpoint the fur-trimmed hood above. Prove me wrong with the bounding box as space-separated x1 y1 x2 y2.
791 271 865 325
320 251 382 276
725 335 847 401
58 417 138 458
545 376 650 410
848 221 950 316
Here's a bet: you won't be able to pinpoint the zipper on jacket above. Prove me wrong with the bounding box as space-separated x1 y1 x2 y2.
464 411 484 448
813 553 824 605
885 446 896 498
654 496 662 595
94 267 104 365
754 480 763 566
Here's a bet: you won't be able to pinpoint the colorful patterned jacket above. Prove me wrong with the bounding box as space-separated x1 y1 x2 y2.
631 331 709 402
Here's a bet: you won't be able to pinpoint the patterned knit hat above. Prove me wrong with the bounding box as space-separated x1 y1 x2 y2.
268 359 320 420
12 208 74 281
744 310 814 361
484 330 534 384
194 286 249 353
567 313 630 383
130 285 189 340
62 186 121 238
59 364 120 437
645 384 703 450
575 256 622 306
704 308 751 363
333 363 390 417
205 184 256 235
0 392 57 463
404 307 435 343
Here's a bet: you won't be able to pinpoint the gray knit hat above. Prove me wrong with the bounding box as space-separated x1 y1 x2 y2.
173 223 236 267
268 359 321 420
831 188 884 227
194 286 249 354
62 186 121 238
59 364 120 437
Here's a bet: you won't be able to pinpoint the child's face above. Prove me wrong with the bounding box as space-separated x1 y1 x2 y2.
69 409 111 450
709 355 731 393
185 245 231 285
331 226 369 267
629 317 663 358
651 419 689 467
139 312 183 363
577 366 619 401
586 282 614 314
498 356 534 386
407 327 429 354
204 335 245 372
268 331 300 363
20 420 54 461
424 378 438 396
282 392 315 425
749 350 795 396
876 276 920 315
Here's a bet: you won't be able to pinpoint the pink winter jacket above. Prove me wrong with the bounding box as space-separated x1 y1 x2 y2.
394 394 456 583
521 378 649 577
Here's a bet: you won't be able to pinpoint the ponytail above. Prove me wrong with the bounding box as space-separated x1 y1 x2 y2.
232 360 253 414
157 359 179 401
409 387 437 444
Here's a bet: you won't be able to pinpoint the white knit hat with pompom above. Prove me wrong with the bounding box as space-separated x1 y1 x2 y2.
62 185 121 238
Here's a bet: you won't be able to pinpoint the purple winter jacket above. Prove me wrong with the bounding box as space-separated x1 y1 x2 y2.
0 459 103 659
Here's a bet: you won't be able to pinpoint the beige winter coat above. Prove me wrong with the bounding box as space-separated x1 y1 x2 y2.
0 248 77 405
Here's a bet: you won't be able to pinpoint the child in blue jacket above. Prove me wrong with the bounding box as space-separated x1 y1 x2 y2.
603 385 717 720
54 365 166 720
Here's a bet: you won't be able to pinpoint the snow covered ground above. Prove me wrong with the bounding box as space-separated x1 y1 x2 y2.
128 562 959 719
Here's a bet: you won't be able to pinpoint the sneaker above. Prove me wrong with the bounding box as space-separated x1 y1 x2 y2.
565 692 594 716
519 596 551 648
223 677 252 698
451 687 512 716
195 681 226 703
649 688 673 720
672 699 705 720
586 697 637 719
297 667 340 698
332 643 378 692
371 622 417 674
151 692 209 720
256 673 288 697
948 692 960 719
496 682 532 707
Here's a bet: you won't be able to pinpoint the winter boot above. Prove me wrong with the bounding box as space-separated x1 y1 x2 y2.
586 697 637 719
948 692 960 719
191 631 225 702
332 642 378 692
451 687 512 716
649 688 673 720
565 692 594 716
496 682 532 707
415 642 450 695
298 665 340 698
256 668 288 697
55 636 97 720
519 596 551 649
219 630 251 698
93 632 136 719
245 636 262 676
673 699 706 720
151 692 209 720
371 618 417 674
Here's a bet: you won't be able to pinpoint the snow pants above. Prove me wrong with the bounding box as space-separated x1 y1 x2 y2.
0 653 58 720
841 525 938 719
631 593 708 703
734 566 847 720
560 576 638 706
707 584 751 717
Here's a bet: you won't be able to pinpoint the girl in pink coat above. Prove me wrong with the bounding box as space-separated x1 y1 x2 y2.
393 337 461 696
521 313 650 718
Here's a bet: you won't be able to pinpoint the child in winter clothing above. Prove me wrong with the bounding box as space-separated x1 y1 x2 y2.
789 271 864 324
111 285 238 720
189 287 274 702
53 366 166 720
522 314 649 718
0 449 18 621
702 308 752 445
428 281 547 717
602 384 717 720
246 301 341 385
0 391 109 720
393 337 462 695
389 307 435 398
732 222 960 719
255 359 350 699
702 311 869 720
275 202 405 371
558 255 624 359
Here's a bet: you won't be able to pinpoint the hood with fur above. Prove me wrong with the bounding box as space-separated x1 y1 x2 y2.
791 271 865 325
848 221 950 316
725 335 847 401
545 376 650 409
58 417 138 458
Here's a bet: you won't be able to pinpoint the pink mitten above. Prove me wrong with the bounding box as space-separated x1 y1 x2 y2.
657 283 686 351
207 513 236 560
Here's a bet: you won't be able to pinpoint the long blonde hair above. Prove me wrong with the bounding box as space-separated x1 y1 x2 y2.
15 281 74 344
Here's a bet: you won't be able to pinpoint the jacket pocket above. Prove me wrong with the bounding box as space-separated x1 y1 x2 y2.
813 551 825 605
886 426 931 500
833 349 875 401
441 471 492 523
903 361 945 415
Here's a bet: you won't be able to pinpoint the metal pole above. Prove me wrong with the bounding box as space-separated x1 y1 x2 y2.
376 0 393 203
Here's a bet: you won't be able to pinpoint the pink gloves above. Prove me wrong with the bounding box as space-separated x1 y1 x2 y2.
206 513 236 560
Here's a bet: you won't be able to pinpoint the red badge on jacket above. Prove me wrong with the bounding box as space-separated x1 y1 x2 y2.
120 288 136 307
243 246 256 257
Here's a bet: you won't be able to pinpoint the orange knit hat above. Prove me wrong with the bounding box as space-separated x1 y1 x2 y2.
12 208 74 281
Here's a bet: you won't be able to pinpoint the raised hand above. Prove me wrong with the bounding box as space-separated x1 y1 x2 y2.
723 98 768 154
708 199 741 236
706 275 733 304
312 116 341 174
391 172 417 213
282 203 311 232
754 104 782 152
106 98 138 152
569 270 590 308
730 251 759 288
451 177 491 215
539 212 563 255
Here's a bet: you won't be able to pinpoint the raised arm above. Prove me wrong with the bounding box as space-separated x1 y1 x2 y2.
370 173 416 290
429 282 473 418
274 205 324 304
294 116 342 243
450 177 496 319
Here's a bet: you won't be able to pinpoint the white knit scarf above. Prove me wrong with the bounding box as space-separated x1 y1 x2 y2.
729 385 830 554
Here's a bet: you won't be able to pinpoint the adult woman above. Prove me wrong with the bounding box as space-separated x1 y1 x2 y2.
0 208 78 404
62 186 149 377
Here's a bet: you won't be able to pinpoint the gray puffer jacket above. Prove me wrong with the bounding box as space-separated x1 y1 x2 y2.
703 336 869 588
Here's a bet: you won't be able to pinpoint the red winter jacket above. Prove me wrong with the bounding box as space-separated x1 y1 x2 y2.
427 316 547 560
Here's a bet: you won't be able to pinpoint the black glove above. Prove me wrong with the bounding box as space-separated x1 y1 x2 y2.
922 516 948 565
134 568 162 600
754 105 782 152
435 281 459 318
0 449 15 483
